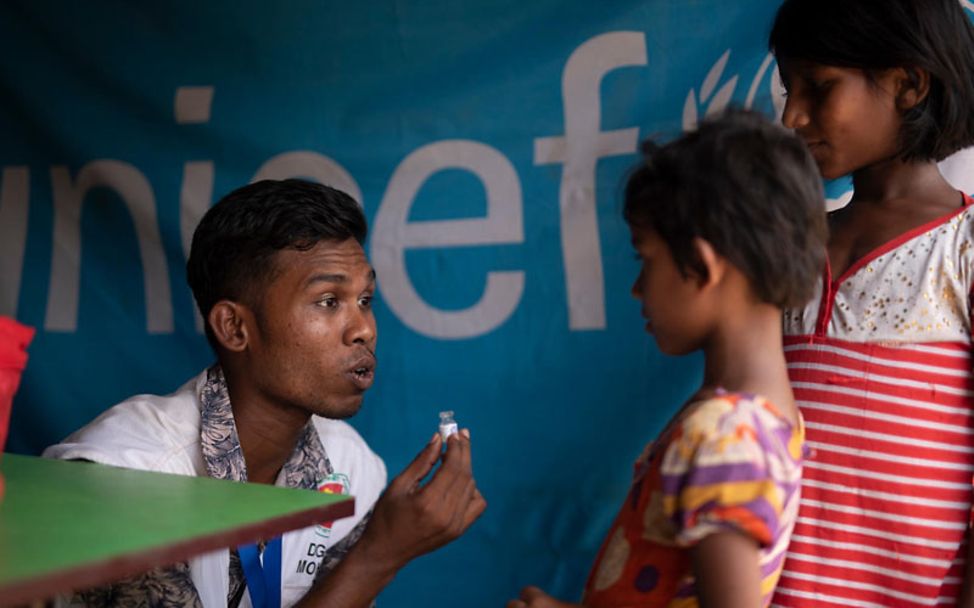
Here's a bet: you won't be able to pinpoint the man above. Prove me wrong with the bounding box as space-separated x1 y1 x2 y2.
44 179 486 607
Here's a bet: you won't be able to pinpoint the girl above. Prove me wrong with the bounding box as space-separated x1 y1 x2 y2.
508 110 827 608
769 1 974 605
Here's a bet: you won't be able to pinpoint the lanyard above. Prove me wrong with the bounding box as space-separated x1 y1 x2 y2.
239 536 283 608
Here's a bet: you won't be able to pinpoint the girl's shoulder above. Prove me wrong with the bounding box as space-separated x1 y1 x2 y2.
669 392 802 462
955 194 974 230
681 391 791 430
921 199 974 265
917 195 974 241
658 392 804 501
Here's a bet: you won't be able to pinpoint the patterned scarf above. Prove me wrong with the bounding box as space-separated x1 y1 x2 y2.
199 365 333 605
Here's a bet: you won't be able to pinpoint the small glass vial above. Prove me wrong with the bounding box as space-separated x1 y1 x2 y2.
438 410 458 441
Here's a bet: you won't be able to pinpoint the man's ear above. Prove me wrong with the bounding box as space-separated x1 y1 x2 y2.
691 237 726 290
892 66 930 111
208 301 252 353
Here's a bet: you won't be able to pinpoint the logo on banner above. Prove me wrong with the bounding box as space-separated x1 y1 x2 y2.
315 473 350 538
682 49 785 132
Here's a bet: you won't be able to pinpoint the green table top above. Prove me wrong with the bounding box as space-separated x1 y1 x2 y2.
0 454 355 606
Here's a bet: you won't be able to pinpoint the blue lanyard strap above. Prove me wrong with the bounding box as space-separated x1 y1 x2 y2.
239 536 283 608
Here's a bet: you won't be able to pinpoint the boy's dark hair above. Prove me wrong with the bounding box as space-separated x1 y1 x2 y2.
769 0 974 162
624 109 827 309
186 178 367 350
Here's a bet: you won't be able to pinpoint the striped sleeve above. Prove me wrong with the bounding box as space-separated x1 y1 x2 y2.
660 397 790 549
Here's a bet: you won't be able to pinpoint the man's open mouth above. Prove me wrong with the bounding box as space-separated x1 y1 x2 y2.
347 356 376 389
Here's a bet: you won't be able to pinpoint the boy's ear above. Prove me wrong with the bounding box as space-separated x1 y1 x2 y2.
691 237 726 290
208 300 253 353
893 66 930 111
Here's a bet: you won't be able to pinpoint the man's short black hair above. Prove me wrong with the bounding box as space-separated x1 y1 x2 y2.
624 109 827 309
770 0 974 162
186 178 367 349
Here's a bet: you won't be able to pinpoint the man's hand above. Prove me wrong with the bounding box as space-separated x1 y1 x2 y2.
297 430 485 608
507 586 584 608
357 429 486 570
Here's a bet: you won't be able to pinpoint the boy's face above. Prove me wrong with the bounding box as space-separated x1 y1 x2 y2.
629 225 709 356
777 58 903 179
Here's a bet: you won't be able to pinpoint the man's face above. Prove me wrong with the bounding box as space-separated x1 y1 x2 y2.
245 238 377 420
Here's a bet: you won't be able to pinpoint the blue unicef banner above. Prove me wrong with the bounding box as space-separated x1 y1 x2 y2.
7 1 974 605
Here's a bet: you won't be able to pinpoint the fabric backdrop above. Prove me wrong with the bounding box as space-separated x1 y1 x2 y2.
3 1 974 605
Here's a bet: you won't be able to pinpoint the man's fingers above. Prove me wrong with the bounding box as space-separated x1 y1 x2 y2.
457 427 472 459
390 433 442 492
507 586 548 608
461 486 487 529
423 431 472 496
418 435 468 523
446 476 483 533
520 587 549 602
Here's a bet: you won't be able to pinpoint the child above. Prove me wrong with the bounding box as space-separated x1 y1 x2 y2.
768 1 974 605
507 109 828 608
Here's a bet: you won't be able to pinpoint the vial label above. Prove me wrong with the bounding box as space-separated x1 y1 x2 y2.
438 410 458 441
439 421 458 441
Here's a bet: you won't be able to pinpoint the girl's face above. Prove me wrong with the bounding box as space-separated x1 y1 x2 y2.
629 225 709 356
778 58 904 179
